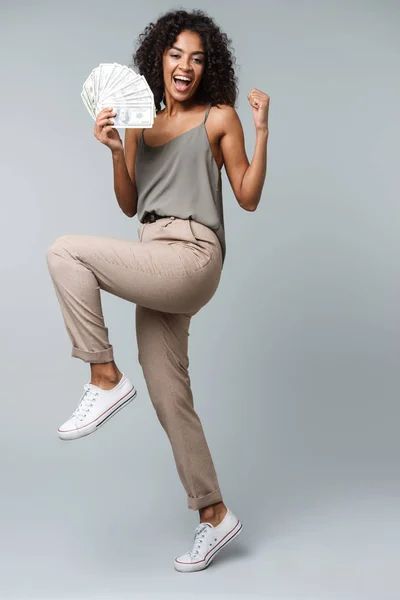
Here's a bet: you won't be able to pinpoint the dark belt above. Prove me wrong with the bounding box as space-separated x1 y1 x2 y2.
143 213 169 224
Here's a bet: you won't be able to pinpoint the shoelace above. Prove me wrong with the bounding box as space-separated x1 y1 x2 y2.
188 523 210 558
72 384 99 421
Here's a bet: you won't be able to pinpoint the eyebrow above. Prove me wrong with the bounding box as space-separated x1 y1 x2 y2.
170 46 205 55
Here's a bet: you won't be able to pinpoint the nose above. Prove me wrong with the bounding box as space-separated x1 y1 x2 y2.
179 56 191 70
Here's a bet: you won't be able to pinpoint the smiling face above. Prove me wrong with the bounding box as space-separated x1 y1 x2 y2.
162 30 205 104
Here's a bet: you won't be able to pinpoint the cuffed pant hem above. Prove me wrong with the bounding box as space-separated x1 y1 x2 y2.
71 345 114 363
187 487 223 511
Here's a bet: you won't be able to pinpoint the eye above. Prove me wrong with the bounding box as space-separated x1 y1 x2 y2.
170 53 180 59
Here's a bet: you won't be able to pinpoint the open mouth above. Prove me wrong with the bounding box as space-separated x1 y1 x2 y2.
173 76 192 92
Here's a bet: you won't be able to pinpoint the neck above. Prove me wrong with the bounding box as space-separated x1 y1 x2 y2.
163 95 200 118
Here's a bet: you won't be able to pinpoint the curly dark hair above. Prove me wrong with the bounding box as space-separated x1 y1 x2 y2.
131 9 238 112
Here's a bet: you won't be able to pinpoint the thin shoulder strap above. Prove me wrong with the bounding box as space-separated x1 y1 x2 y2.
139 128 146 145
203 103 212 123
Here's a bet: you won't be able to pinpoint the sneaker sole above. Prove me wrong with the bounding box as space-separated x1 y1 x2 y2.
58 388 137 441
174 519 243 573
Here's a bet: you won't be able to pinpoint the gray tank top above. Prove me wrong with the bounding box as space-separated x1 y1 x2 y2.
135 104 226 262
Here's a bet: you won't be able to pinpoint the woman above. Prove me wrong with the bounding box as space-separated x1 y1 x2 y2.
46 9 269 572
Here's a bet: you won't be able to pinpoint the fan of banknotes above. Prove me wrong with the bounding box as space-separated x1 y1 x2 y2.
81 62 155 128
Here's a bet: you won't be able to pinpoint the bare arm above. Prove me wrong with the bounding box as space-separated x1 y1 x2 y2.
219 98 269 211
94 108 138 218
110 127 139 218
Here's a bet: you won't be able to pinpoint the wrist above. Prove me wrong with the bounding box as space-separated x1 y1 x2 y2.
111 148 125 161
255 127 269 138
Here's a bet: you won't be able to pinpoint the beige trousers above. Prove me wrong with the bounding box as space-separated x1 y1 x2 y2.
46 217 224 510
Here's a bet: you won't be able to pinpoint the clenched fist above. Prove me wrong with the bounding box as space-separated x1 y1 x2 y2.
247 89 270 132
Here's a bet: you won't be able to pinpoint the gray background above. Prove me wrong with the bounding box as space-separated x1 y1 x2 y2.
1 0 399 598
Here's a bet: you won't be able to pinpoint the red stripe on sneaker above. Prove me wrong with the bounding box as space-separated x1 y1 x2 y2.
58 386 135 433
175 519 241 565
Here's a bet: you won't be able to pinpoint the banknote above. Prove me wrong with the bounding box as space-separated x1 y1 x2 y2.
110 106 154 128
81 62 155 128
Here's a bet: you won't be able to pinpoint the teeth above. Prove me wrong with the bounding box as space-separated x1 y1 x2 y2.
174 76 191 82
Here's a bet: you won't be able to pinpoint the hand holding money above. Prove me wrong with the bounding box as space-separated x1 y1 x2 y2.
81 62 155 129
94 107 123 152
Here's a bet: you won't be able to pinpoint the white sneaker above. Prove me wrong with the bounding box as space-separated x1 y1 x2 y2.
58 374 137 441
174 508 243 572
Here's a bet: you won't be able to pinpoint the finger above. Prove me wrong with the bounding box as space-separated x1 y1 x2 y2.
249 98 261 108
98 118 115 127
248 90 262 98
96 111 116 125
97 107 115 117
249 96 268 108
248 92 267 102
248 90 269 100
95 119 115 133
248 94 261 105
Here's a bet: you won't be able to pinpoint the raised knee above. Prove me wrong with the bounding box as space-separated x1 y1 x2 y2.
46 235 73 267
